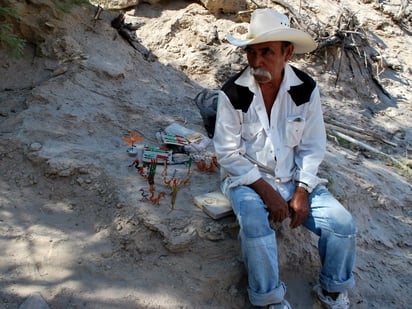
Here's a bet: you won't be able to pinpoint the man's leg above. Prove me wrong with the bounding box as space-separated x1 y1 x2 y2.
228 185 286 306
304 185 357 293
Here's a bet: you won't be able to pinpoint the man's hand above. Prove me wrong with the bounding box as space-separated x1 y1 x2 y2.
289 186 310 228
249 178 289 222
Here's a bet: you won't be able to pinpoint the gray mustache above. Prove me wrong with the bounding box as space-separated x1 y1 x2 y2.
250 67 272 79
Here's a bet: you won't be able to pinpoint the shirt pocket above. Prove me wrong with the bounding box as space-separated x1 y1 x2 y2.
241 122 265 151
285 115 305 147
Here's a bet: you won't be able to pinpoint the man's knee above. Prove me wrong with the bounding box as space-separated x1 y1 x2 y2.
331 208 356 237
238 199 273 238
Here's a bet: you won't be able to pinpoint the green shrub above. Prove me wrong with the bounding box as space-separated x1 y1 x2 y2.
0 5 26 58
0 0 89 58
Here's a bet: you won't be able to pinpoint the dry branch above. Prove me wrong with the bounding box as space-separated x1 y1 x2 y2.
326 123 375 143
249 0 263 8
314 8 395 98
271 0 305 30
269 2 396 100
330 130 403 166
325 118 398 147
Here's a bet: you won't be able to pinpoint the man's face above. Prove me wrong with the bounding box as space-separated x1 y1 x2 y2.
245 41 293 84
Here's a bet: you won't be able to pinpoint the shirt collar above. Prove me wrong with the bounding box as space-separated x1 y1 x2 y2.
234 64 304 93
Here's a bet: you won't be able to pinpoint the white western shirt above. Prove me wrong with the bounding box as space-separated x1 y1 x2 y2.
214 64 327 200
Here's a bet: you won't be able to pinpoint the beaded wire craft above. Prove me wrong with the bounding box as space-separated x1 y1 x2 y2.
130 156 194 210
124 128 218 210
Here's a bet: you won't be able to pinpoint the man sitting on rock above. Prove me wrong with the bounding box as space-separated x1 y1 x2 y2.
213 8 356 309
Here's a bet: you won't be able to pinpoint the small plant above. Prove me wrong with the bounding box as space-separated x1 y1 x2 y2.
0 5 26 58
0 0 89 58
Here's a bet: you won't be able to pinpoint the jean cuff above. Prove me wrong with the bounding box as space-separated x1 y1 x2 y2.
248 281 286 306
319 274 355 293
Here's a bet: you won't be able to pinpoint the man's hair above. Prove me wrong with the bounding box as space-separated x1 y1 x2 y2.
281 41 292 54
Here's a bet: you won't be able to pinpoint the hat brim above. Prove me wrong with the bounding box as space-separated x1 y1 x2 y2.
227 28 317 54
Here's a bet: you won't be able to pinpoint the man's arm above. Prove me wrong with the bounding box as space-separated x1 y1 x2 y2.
293 86 327 191
213 92 262 187
289 186 309 228
249 178 290 222
289 86 325 228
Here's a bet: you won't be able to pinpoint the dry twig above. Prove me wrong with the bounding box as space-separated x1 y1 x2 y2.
330 130 403 166
325 120 398 148
271 0 305 30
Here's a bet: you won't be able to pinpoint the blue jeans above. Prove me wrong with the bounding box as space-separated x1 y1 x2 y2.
224 182 356 306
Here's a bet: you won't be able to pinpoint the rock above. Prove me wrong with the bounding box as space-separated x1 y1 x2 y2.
90 0 139 10
30 142 42 151
163 226 197 252
52 66 68 76
198 0 248 14
89 0 162 10
19 293 50 309
143 217 197 253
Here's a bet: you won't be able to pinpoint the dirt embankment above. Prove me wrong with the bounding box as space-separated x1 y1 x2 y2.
0 0 411 308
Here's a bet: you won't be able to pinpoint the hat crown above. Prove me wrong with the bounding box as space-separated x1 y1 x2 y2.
226 8 317 53
248 9 290 37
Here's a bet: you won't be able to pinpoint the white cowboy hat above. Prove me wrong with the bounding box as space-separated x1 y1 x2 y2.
227 8 317 54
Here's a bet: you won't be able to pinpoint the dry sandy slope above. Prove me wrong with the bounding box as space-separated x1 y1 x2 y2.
0 0 411 308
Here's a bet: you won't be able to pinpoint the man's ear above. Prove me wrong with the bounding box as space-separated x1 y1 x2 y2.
285 44 294 61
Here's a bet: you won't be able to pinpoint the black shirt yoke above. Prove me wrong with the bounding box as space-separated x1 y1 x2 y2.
221 66 316 113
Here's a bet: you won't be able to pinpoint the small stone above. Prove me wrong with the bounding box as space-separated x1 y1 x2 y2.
30 142 42 151
52 66 68 76
44 22 56 29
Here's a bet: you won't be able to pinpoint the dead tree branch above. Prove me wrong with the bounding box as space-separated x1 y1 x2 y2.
271 0 305 31
325 119 398 147
330 130 404 167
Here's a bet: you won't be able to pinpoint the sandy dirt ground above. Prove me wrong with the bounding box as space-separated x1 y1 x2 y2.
0 0 411 308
